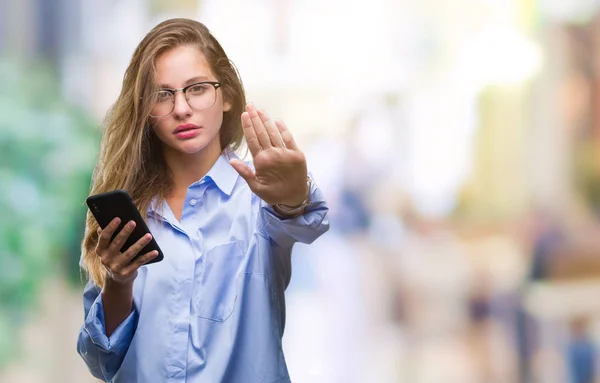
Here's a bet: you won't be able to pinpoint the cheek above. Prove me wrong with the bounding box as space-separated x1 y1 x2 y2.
205 108 225 129
151 117 171 135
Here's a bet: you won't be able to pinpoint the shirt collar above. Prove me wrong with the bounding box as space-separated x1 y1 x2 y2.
203 152 239 196
147 151 240 215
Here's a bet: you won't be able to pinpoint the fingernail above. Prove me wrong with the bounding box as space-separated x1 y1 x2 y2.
128 221 136 228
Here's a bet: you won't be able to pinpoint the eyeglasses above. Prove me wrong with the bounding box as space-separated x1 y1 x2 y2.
148 81 222 118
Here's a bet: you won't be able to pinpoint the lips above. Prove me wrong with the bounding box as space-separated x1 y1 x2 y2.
173 123 201 140
174 123 201 133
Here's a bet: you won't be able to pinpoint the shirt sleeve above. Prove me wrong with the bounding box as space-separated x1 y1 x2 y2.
258 174 330 247
77 280 138 382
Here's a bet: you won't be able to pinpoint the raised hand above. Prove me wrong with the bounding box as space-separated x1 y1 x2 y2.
229 103 308 207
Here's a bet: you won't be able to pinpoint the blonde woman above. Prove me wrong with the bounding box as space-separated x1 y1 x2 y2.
77 18 329 383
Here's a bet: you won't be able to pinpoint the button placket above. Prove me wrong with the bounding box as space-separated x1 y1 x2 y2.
187 179 208 208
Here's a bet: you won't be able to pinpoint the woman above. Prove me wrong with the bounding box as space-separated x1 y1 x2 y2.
77 18 329 382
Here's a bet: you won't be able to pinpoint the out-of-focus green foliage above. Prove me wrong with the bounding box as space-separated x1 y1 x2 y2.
0 58 99 367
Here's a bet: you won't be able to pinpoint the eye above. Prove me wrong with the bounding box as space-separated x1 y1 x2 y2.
156 91 172 102
187 84 209 95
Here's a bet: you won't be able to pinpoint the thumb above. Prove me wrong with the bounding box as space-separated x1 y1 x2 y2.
230 159 259 190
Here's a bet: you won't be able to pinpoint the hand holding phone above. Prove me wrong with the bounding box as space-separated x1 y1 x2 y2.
86 190 164 284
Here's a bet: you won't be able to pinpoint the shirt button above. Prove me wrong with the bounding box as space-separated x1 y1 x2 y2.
190 199 198 206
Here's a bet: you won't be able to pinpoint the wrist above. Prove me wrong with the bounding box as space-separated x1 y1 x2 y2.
273 176 312 217
279 182 310 208
104 274 135 292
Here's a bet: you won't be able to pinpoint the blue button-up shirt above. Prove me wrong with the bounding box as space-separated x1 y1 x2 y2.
77 153 329 382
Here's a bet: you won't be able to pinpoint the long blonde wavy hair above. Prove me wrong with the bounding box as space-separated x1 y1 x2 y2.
82 18 246 287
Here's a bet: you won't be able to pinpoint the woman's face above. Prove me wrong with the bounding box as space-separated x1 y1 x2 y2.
151 44 231 159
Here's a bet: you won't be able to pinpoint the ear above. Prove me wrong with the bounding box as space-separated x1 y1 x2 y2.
223 100 232 112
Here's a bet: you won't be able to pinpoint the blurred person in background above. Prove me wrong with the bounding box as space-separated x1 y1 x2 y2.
567 317 597 383
76 18 329 383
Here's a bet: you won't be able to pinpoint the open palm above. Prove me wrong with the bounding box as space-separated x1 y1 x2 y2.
230 104 308 206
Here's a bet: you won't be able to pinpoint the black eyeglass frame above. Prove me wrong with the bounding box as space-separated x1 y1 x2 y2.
145 81 223 117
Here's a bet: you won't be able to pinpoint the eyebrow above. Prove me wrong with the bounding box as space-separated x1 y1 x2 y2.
159 76 211 89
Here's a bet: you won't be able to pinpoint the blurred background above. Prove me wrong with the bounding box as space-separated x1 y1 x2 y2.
3 0 600 382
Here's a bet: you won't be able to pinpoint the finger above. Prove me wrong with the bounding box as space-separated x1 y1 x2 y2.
241 112 261 157
122 233 153 262
230 159 260 190
257 108 284 148
97 218 121 251
275 119 299 150
246 103 272 150
123 250 159 275
108 220 136 253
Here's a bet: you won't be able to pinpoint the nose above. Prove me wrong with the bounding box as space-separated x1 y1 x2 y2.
172 90 192 120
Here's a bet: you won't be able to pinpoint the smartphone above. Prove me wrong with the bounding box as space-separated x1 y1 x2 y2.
86 189 164 265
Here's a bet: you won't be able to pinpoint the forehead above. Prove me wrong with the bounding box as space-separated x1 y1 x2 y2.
154 45 215 86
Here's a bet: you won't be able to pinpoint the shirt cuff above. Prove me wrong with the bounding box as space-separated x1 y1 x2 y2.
259 176 329 245
84 292 138 356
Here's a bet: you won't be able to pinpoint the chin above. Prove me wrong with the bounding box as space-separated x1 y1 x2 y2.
178 143 207 154
179 136 219 154
164 134 220 156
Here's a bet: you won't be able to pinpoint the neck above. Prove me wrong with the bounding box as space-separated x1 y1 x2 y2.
163 144 222 197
